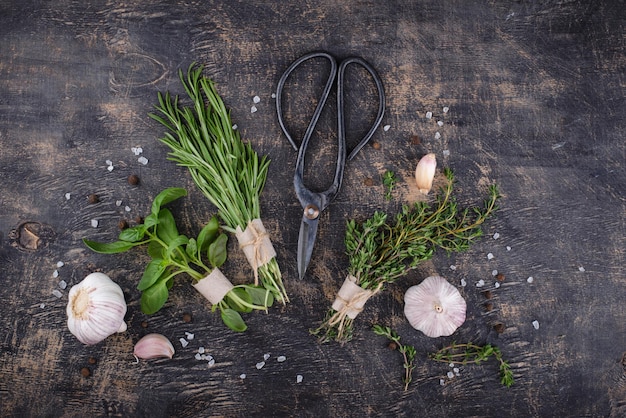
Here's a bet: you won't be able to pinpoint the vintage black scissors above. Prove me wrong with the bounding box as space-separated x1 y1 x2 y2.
275 51 386 279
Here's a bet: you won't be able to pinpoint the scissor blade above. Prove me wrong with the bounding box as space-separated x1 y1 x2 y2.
297 216 319 279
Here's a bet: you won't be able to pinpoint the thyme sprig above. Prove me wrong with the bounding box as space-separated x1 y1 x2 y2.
313 168 500 343
383 170 397 200
430 342 514 387
372 325 417 391
150 64 287 304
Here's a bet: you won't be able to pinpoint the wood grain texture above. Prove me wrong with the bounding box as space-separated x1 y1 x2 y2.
1 0 624 416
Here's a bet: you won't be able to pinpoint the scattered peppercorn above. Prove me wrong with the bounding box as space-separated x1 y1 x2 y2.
80 367 91 377
494 323 506 334
182 313 192 323
140 321 148 328
118 219 129 230
128 174 140 186
410 135 421 145
496 273 505 282
387 341 398 350
134 216 144 224
88 194 100 204
485 302 494 312
371 141 381 150
363 177 374 187
88 357 97 365
483 290 493 299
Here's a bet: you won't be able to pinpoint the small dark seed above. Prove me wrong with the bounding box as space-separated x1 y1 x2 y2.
118 219 129 230
134 216 144 224
363 177 374 187
387 341 398 350
141 321 148 328
371 141 381 150
88 357 97 365
182 313 192 323
496 273 505 282
485 302 494 312
483 290 493 299
80 367 91 377
410 135 421 145
88 194 100 204
128 174 140 186
494 323 506 334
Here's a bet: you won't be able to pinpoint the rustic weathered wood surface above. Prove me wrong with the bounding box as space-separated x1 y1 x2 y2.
1 1 624 417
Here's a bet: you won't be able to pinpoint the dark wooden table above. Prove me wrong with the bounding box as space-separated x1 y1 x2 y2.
1 1 624 416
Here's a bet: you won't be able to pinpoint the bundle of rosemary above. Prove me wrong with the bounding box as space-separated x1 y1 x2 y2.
150 64 288 304
313 168 500 343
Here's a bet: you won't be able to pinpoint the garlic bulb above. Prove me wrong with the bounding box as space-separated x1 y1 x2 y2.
404 276 466 338
66 272 127 345
415 153 437 194
134 333 175 360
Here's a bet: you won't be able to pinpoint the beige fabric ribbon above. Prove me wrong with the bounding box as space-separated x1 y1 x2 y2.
192 268 233 305
328 275 383 335
235 219 277 285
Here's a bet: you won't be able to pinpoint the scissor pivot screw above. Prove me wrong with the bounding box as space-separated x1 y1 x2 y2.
304 204 320 220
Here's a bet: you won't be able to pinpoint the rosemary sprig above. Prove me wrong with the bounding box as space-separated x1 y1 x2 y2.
313 168 499 343
372 325 417 391
150 64 288 304
430 342 514 387
383 170 397 200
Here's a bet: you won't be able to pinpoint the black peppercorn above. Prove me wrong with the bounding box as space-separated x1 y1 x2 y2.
128 174 140 186
88 194 99 204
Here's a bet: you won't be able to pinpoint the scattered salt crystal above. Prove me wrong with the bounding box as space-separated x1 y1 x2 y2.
447 371 455 379
185 332 195 340
439 379 445 386
476 279 485 287
105 160 113 166
107 165 114 172
443 106 449 113
383 124 391 132
131 147 143 155
251 106 257 113
195 353 202 360
527 276 534 284
256 361 265 370
271 93 276 99
442 149 450 157
179 338 189 348
453 367 460 374
198 347 205 354
52 289 63 298
449 363 454 368
506 246 512 251
91 219 99 228
578 266 585 272
487 253 494 260
437 120 444 127
65 193 71 200
208 358 215 367
239 373 247 379
425 111 433 119
296 375 303 383
263 353 270 361
493 232 500 240
57 261 64 268
277 356 286 362
253 95 260 104
532 320 540 330
494 282 500 289
492 270 498 276
232 124 238 130
138 156 148 165
116 200 123 206
58 280 67 290
40 303 45 309
434 132 441 140
53 270 59 278
460 278 467 287
125 206 131 212
449 265 457 271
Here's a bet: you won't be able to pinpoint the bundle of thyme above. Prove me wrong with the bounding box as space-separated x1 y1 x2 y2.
313 168 499 343
150 64 288 304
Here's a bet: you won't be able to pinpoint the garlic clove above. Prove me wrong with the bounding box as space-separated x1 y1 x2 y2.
66 272 128 345
404 276 466 338
415 153 437 195
133 333 175 360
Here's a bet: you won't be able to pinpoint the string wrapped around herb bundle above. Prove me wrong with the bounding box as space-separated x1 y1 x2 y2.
312 168 500 344
150 64 288 304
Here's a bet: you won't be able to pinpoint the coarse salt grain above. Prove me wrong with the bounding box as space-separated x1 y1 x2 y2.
208 358 215 367
195 353 202 360
53 270 59 278
449 265 457 271
65 193 71 200
447 371 455 379
116 200 123 206
453 367 460 374
232 124 238 130
106 160 113 166
52 289 63 298
251 106 257 113
185 332 194 340
443 106 449 113
131 147 143 155
449 363 454 368
296 375 303 383
527 276 534 283
179 338 189 348
578 266 585 272
532 320 540 330
59 280 67 290
240 373 246 379
256 361 265 370
107 165 114 172
476 279 485 287
91 219 99 228
494 282 500 289
460 278 467 287
437 120 444 127
198 347 205 354
434 132 441 140
263 353 270 361
506 246 512 251
439 379 445 386
271 93 276 99
253 96 260 104
40 303 45 309
425 111 433 119
383 124 391 132
138 156 148 165
492 270 498 276
487 253 494 260
125 206 131 212
277 356 286 362
442 150 450 157
57 261 64 268
493 232 500 240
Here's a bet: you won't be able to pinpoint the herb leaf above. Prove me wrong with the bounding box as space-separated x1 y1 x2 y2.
151 187 187 215
137 259 167 291
221 308 247 332
141 279 170 315
208 233 228 268
82 239 141 254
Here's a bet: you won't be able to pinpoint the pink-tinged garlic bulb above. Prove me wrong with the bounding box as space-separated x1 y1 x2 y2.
133 333 175 360
404 276 466 338
66 272 127 345
415 153 437 194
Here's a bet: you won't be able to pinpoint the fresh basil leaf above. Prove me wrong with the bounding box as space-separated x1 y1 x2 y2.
186 238 198 258
165 235 190 258
156 208 179 243
118 225 146 242
83 238 138 254
246 286 274 308
225 287 252 313
144 213 159 229
147 240 165 259
197 216 219 253
220 308 247 332
151 187 187 215
140 280 169 314
208 233 228 268
137 259 167 291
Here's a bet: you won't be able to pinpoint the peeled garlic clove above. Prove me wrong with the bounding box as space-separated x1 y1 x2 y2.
404 276 466 338
134 333 175 360
415 153 437 195
66 272 127 345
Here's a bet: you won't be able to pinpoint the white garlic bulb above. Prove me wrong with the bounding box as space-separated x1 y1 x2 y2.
66 272 127 345
404 276 466 338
